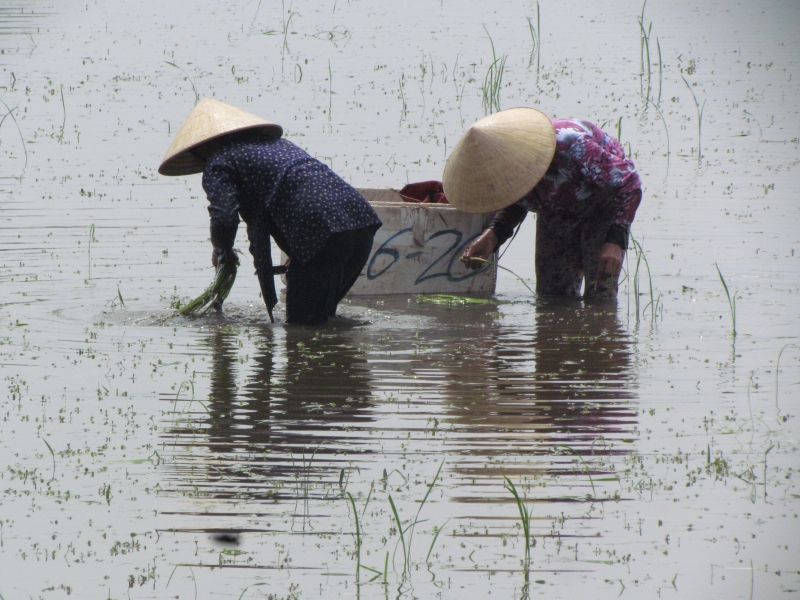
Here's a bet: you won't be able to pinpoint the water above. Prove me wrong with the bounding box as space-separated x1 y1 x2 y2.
1 0 799 598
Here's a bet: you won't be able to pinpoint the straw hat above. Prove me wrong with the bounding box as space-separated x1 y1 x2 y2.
442 108 556 213
158 98 283 176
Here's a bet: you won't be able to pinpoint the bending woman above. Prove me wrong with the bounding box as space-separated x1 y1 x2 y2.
159 99 381 324
444 108 641 299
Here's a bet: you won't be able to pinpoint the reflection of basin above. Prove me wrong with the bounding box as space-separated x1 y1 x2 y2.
281 188 497 295
349 188 497 295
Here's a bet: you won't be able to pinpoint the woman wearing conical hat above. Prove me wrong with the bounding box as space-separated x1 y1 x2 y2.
444 108 642 299
159 99 382 324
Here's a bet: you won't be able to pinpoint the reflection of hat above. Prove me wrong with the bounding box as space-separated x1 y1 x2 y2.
158 99 283 176
442 108 556 213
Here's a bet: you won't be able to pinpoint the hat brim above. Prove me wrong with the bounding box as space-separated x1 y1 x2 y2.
158 123 282 176
158 98 283 176
443 108 556 213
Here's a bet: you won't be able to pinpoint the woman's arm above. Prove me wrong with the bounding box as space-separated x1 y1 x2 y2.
202 162 241 265
460 201 528 269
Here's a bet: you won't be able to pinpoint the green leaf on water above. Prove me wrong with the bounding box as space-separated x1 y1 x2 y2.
415 294 495 305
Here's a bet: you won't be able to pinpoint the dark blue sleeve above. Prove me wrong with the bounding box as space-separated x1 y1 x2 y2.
202 161 240 261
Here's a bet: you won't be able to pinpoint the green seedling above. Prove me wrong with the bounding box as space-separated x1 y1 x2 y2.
398 73 408 121
281 0 298 53
388 494 408 576
167 565 197 600
775 344 799 412
328 60 333 122
471 257 535 296
405 460 443 565
502 476 533 584
656 37 663 102
426 520 449 564
763 444 774 501
415 294 495 305
715 262 737 336
526 1 541 80
638 0 653 100
388 460 444 577
681 74 706 159
629 234 661 325
558 445 596 497
42 437 56 480
179 252 240 316
170 380 210 427
481 25 507 115
646 99 670 167
88 223 96 279
347 492 362 582
0 98 28 177
58 84 66 142
238 583 269 600
164 61 200 104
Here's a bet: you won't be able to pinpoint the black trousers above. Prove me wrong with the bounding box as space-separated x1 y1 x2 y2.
282 226 375 325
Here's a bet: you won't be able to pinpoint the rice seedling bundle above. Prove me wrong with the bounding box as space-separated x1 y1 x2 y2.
178 252 240 316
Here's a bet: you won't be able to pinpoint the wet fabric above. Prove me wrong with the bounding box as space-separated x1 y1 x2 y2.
534 205 620 299
282 226 376 325
202 133 381 318
488 118 641 298
398 181 449 204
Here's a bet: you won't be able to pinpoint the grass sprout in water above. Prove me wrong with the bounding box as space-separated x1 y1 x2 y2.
503 476 534 592
715 262 738 337
347 492 363 583
0 98 29 178
775 343 799 412
415 294 495 305
178 252 240 316
481 25 507 115
87 223 96 280
526 1 541 80
681 73 706 160
388 460 444 578
628 234 662 325
164 61 200 104
471 257 535 295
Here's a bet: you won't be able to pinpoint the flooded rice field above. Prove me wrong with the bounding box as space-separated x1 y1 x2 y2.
1 0 799 598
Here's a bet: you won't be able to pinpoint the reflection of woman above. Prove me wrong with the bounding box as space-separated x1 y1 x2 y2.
158 99 382 324
444 108 642 299
202 325 374 457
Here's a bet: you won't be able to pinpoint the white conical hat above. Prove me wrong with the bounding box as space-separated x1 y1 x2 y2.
158 98 283 176
442 108 556 213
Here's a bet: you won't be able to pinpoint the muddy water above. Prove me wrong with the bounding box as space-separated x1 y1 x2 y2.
1 0 799 598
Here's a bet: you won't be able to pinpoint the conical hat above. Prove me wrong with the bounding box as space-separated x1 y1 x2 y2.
158 98 283 176
442 108 556 213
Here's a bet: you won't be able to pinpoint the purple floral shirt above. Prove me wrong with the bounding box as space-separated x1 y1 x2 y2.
490 119 642 246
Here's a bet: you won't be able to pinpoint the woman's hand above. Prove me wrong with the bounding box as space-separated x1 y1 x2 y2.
211 248 225 268
461 229 498 270
598 242 624 276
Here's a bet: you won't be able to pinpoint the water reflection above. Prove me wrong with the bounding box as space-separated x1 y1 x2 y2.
473 298 636 442
164 299 636 504
442 298 638 498
347 296 637 498
166 323 375 500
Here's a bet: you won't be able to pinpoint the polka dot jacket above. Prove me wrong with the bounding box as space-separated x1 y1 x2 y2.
202 134 382 266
